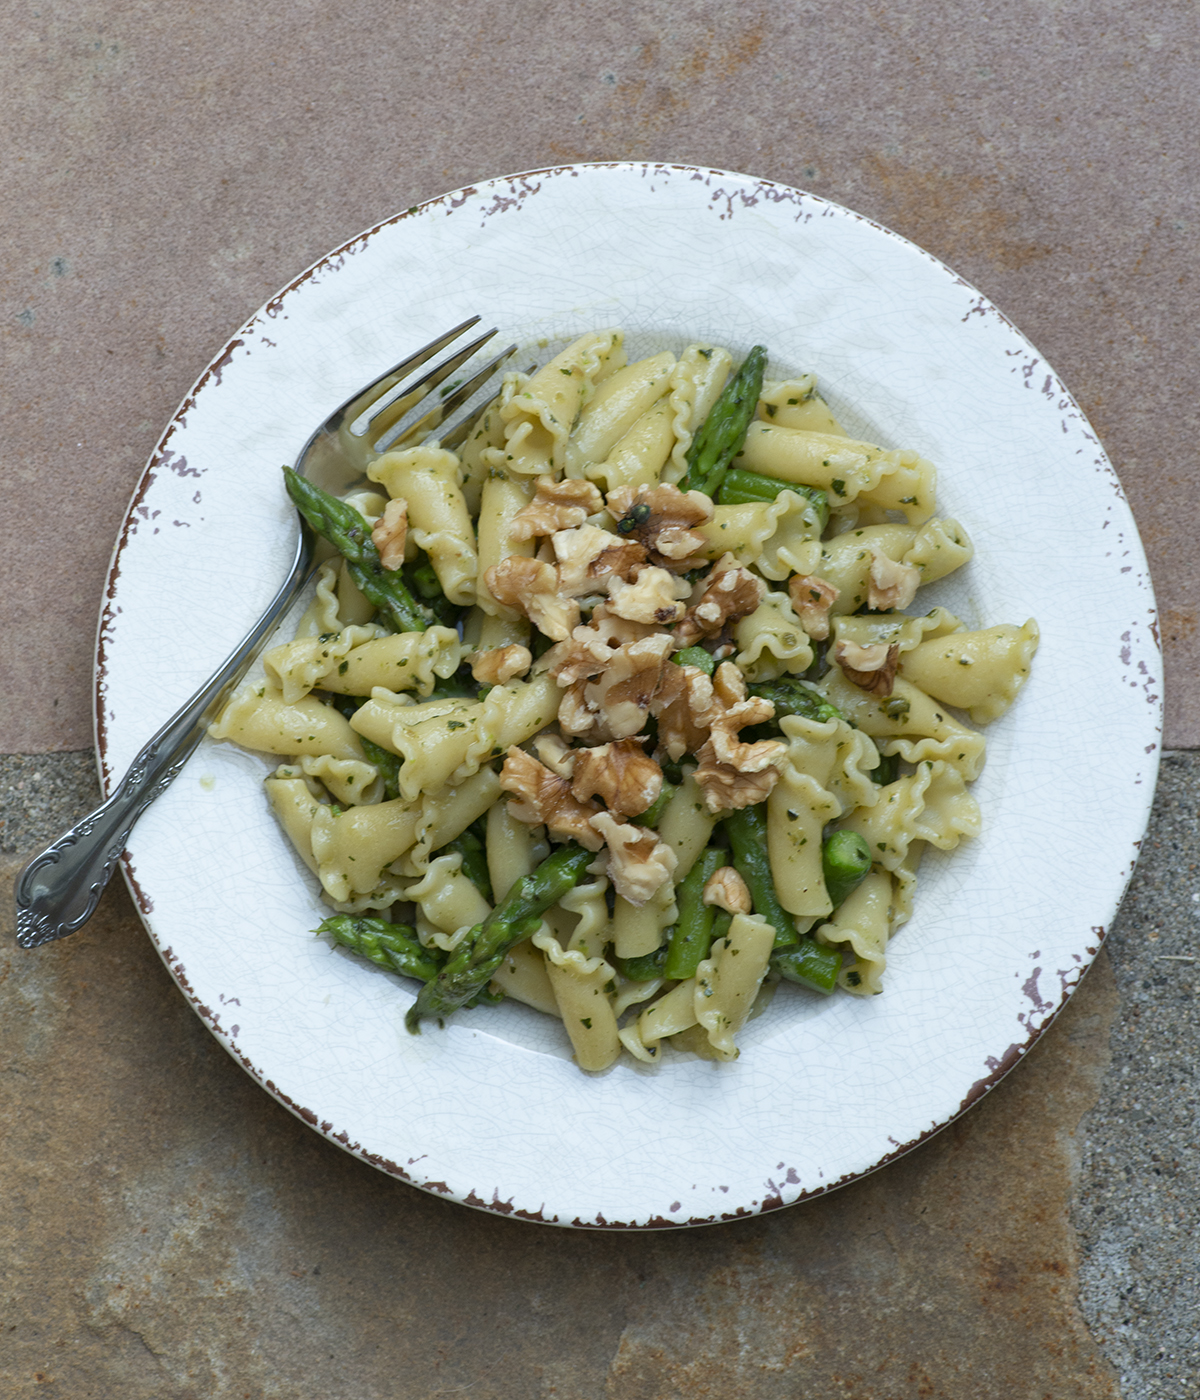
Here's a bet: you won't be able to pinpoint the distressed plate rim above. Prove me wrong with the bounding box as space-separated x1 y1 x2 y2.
95 162 1162 1228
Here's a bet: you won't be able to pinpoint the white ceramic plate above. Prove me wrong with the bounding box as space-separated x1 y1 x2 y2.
97 164 1161 1228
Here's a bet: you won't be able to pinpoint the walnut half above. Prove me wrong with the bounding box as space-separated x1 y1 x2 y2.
834 639 900 697
484 556 580 641
570 738 662 818
787 573 839 641
703 866 752 914
693 662 787 813
674 554 765 649
606 483 713 571
499 747 604 850
370 498 408 572
509 476 605 540
470 645 532 686
589 810 677 905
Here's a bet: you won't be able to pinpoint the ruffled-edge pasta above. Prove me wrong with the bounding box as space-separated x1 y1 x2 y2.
898 620 1039 724
265 624 462 703
817 870 894 996
495 329 625 476
735 591 814 681
697 492 823 579
663 344 735 483
211 327 1039 1073
565 350 675 477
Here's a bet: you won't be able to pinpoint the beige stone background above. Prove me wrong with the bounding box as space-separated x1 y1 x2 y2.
2 1 1198 1396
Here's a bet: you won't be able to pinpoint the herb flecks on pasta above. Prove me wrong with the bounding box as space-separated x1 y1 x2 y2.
212 330 1039 1069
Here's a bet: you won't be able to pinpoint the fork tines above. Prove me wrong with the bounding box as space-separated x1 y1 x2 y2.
348 318 515 455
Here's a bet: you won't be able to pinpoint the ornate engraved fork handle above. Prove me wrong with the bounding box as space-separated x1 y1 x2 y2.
14 723 206 948
14 533 313 949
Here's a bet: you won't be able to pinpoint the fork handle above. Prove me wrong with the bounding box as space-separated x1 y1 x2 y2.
14 721 207 947
14 535 313 949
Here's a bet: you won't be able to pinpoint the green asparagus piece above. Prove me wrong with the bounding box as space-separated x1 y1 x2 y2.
440 827 493 903
869 752 900 786
678 345 768 497
672 646 716 676
614 944 669 982
631 780 678 829
323 694 403 797
747 676 843 725
822 830 873 909
406 843 594 1032
717 470 830 531
408 556 443 599
803 637 831 683
282 467 428 633
772 939 841 994
664 848 724 981
406 553 460 628
722 804 798 950
428 665 482 700
317 915 443 983
359 733 402 799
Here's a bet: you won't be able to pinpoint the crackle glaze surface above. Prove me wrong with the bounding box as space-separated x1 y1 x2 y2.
97 164 1160 1228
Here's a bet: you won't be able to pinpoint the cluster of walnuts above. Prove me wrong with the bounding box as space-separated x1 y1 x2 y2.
462 477 814 905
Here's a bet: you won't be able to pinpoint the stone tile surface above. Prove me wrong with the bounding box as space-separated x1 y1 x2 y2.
1074 753 1200 1399
2 0 1198 751
8 752 1200 1397
0 837 1120 1399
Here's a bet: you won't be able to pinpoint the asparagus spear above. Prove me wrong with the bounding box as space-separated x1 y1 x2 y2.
822 830 873 909
614 944 669 982
406 843 595 1032
664 847 724 981
772 940 841 994
440 827 493 903
678 345 768 498
722 807 840 993
317 915 443 982
747 676 843 725
282 467 429 633
721 804 798 950
716 470 830 532
671 646 716 676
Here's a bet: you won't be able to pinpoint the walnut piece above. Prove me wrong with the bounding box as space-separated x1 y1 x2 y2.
703 865 752 914
588 810 678 905
606 565 690 626
557 679 607 742
543 606 662 686
674 554 765 648
470 644 532 686
483 556 580 641
649 660 715 761
867 552 921 612
787 573 839 641
499 747 604 850
606 483 714 571
553 525 646 597
693 662 787 813
510 476 605 540
370 498 408 572
570 738 663 817
834 639 901 697
580 631 676 740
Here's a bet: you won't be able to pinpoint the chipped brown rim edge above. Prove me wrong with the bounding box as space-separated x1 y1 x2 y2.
93 161 1163 1229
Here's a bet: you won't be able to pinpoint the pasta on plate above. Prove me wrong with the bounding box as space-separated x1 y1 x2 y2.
211 329 1039 1071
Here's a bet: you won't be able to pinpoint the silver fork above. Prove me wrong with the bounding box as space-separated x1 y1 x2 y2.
14 317 514 948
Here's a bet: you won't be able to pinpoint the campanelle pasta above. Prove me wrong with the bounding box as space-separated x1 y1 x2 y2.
211 329 1038 1070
